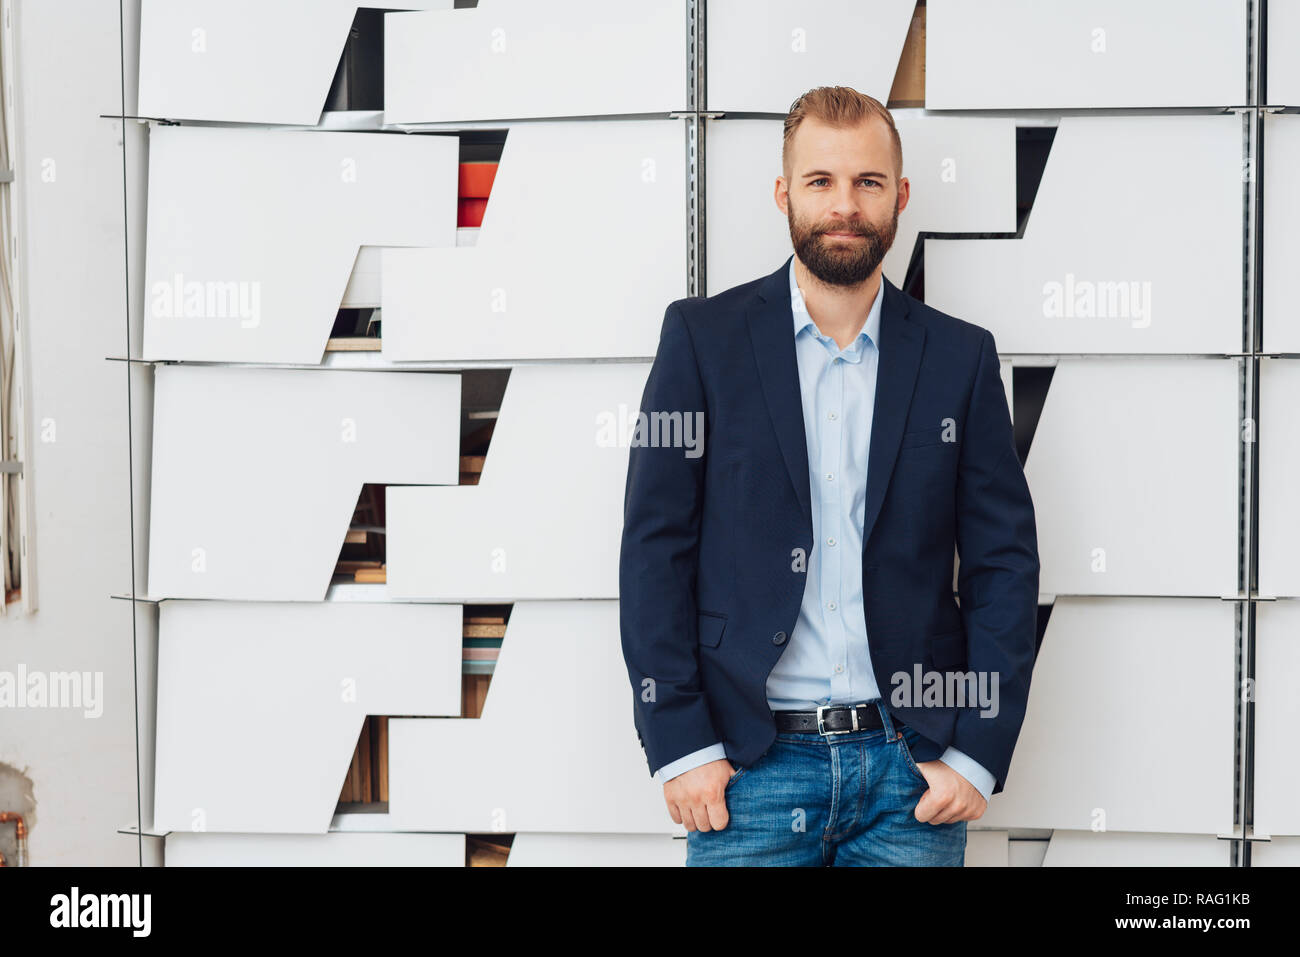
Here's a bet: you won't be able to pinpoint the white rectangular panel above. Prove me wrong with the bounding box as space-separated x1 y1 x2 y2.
706 0 915 113
144 125 456 363
928 0 1247 109
1258 359 1300 597
154 601 462 834
387 364 644 601
507 833 685 867
165 831 465 866
139 1 452 125
1025 359 1238 598
382 120 685 361
927 116 1242 355
1252 837 1300 866
980 597 1235 835
147 366 459 601
384 0 687 123
964 829 1010 867
1008 840 1049 867
1269 0 1300 105
1262 116 1300 353
1254 601 1300 836
389 601 676 833
1042 830 1231 866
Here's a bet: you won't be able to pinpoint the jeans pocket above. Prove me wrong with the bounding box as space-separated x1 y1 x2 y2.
896 726 929 786
724 764 748 791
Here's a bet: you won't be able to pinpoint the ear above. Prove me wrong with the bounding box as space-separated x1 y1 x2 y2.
895 177 910 214
774 176 790 215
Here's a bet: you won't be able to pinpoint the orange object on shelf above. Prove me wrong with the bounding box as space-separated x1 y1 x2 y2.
458 162 497 198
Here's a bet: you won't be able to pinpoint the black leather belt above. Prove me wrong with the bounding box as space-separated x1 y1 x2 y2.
773 702 891 735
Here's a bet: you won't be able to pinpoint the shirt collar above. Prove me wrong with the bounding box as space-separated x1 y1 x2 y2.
789 255 884 353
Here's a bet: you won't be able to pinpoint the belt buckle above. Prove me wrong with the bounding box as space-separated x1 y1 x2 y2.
816 704 858 736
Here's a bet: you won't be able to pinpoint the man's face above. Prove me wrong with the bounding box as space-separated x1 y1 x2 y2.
783 116 902 287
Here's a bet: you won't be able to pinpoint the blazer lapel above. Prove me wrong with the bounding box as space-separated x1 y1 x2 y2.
745 255 925 549
862 278 924 550
746 256 813 530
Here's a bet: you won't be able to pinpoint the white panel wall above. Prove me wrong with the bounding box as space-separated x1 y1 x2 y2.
1252 838 1300 866
1025 360 1238 598
964 830 1010 867
138 1 452 125
1258 359 1300 597
154 601 462 834
387 364 645 600
1268 0 1300 106
382 120 685 361
85 0 1274 867
507 833 685 867
927 0 1247 109
926 116 1242 355
1263 116 1300 353
147 366 460 601
166 831 465 866
384 0 687 123
981 598 1235 835
1041 831 1232 866
1253 601 1300 837
705 0 915 113
389 601 676 834
143 125 457 363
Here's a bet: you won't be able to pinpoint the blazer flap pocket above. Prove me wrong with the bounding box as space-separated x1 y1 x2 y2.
929 630 967 669
698 611 728 648
901 427 946 449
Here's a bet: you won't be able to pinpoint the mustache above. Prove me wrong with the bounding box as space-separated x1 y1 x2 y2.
815 224 875 236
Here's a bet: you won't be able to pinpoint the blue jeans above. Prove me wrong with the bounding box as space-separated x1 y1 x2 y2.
685 702 967 866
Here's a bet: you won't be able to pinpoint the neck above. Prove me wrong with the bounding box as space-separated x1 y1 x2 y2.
794 257 882 350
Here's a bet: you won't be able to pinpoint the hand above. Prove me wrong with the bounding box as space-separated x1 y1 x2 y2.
664 758 738 832
912 759 988 824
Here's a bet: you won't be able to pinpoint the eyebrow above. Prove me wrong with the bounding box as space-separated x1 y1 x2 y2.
801 170 891 181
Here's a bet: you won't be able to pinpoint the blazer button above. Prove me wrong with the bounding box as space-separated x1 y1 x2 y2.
772 631 787 645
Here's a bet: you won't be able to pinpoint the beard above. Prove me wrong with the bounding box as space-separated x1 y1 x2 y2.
788 198 899 287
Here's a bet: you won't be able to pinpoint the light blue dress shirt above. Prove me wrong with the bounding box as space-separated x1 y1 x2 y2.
653 259 994 805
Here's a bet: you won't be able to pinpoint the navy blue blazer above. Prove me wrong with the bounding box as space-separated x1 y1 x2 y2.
619 254 1040 795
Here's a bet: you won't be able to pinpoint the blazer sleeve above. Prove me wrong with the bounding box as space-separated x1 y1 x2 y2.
619 301 720 777
951 329 1041 795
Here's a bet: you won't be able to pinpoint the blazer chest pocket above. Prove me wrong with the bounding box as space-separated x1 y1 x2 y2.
928 630 967 670
900 427 949 450
698 611 728 648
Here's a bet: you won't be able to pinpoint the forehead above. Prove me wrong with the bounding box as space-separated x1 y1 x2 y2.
789 116 896 177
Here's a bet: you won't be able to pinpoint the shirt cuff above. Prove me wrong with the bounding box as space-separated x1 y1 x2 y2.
938 747 995 804
653 742 728 783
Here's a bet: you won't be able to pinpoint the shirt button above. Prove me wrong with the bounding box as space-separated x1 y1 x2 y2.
828 411 837 420
828 602 836 611
834 664 844 674
772 631 787 645
827 537 836 547
825 473 834 482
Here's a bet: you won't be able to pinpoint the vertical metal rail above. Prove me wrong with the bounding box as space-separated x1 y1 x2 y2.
685 0 706 298
1233 0 1267 867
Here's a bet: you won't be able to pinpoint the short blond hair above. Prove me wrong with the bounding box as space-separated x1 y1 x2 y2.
782 86 903 181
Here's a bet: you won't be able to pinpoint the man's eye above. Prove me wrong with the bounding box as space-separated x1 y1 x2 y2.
861 179 880 187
